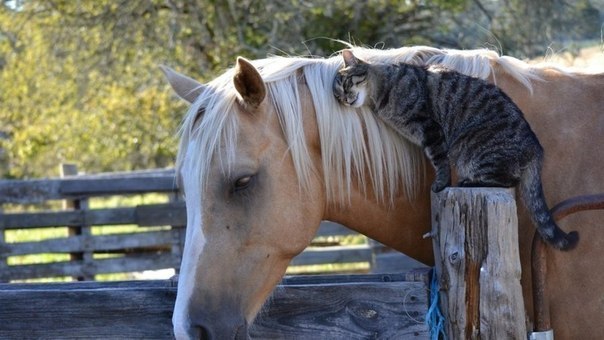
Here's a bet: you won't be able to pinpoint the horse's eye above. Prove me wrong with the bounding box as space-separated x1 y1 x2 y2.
234 176 253 191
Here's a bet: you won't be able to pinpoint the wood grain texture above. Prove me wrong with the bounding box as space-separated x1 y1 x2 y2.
5 230 176 255
1 253 181 281
431 188 526 339
252 281 429 339
0 202 187 230
0 270 430 339
0 170 178 204
0 285 176 339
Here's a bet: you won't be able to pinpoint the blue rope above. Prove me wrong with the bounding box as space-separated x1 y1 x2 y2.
425 270 447 340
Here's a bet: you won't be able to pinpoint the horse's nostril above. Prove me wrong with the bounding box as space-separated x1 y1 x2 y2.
198 326 211 340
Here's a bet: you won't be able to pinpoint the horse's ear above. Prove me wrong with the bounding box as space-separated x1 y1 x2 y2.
159 65 205 104
342 49 363 67
233 57 266 108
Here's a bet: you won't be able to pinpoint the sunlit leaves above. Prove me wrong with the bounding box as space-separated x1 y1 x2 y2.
0 1 186 178
1 0 599 178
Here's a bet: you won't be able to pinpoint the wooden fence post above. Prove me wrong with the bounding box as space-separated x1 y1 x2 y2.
430 188 526 339
168 190 185 276
60 163 94 281
0 206 6 279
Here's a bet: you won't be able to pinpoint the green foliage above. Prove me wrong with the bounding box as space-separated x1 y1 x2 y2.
443 0 603 58
0 1 186 178
0 0 601 178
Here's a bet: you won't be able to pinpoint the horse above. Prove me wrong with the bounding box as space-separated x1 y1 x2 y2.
161 46 604 340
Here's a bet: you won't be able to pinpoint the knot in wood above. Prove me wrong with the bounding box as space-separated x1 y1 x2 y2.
448 251 460 264
359 308 378 320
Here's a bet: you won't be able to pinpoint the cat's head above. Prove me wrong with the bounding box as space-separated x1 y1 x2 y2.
333 50 370 108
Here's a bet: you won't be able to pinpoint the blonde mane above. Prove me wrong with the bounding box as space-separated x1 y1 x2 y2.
177 46 540 205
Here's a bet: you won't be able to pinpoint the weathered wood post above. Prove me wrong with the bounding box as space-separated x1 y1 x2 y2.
60 163 94 281
430 188 526 339
0 206 6 280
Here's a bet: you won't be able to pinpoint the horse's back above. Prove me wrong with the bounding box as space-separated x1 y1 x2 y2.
506 68 604 339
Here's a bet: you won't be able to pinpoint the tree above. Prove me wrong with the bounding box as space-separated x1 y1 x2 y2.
0 0 600 178
0 1 186 178
0 0 468 178
444 0 602 58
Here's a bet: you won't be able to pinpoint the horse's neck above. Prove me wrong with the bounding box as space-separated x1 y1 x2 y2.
296 76 435 265
494 65 604 117
324 179 435 266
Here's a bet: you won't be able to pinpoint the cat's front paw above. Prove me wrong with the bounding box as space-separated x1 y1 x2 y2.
431 180 450 193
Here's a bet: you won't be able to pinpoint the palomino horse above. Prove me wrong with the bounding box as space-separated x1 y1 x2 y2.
162 46 604 339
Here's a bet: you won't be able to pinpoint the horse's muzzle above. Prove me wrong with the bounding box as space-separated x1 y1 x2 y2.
195 322 248 340
188 313 249 340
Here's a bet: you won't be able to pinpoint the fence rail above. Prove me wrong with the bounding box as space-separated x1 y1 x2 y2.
0 269 431 339
0 169 177 204
0 167 398 282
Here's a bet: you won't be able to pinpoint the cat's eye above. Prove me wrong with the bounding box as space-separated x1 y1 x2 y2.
352 75 366 85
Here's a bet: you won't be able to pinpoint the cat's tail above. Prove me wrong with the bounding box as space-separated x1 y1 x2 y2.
519 157 579 251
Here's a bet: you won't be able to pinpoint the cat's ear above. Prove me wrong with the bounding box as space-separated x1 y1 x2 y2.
342 49 363 67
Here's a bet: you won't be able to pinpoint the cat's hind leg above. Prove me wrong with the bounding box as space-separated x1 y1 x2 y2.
431 165 451 192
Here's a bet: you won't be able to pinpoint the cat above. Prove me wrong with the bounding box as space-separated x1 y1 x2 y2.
333 49 578 250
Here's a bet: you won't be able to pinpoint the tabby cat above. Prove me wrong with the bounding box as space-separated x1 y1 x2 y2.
333 49 578 250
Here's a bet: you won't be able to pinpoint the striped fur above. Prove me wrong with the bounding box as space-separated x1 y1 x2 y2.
334 50 578 250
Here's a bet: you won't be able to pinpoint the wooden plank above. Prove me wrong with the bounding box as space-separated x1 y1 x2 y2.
2 210 112 229
314 221 359 237
431 188 526 339
69 168 175 179
251 280 429 339
0 174 178 204
371 251 429 274
0 279 176 291
0 207 6 274
0 286 176 339
1 253 180 281
136 202 186 226
0 202 186 229
289 245 373 266
4 230 176 256
61 163 90 281
0 270 430 339
281 268 429 286
59 176 178 197
0 179 61 204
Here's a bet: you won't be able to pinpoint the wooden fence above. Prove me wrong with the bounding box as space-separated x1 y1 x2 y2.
0 269 431 339
0 172 530 339
0 167 418 282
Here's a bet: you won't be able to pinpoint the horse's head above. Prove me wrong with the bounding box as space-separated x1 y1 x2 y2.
162 59 325 339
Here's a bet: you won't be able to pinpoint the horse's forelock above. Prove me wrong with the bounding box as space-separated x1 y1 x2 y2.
176 72 239 194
